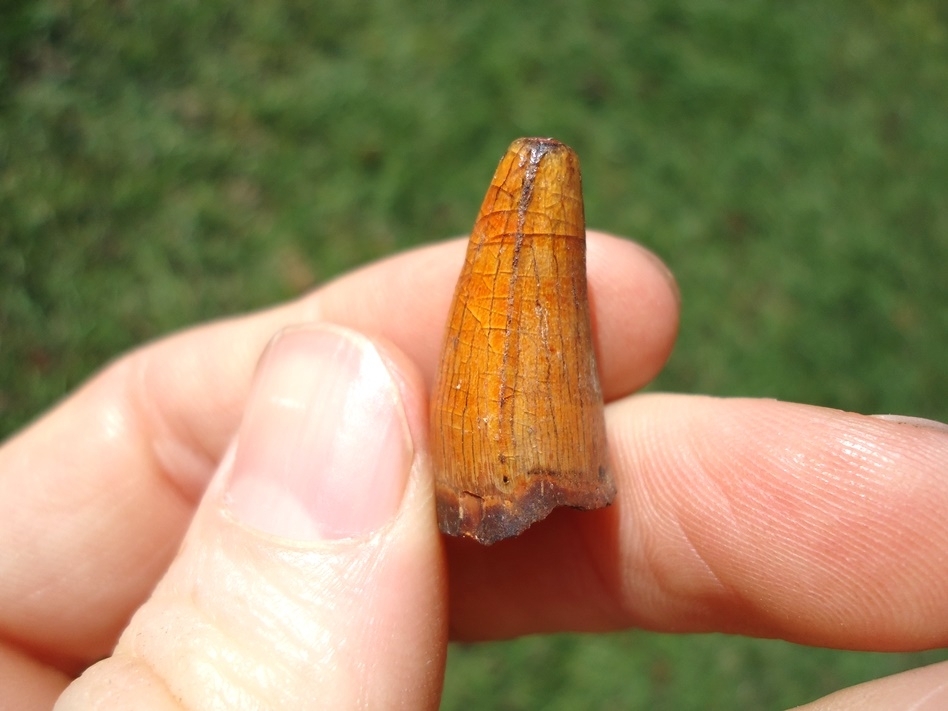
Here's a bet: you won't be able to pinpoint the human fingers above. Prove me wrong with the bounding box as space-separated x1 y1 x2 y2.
316 231 679 400
56 326 447 710
792 660 948 710
446 395 948 652
0 232 677 671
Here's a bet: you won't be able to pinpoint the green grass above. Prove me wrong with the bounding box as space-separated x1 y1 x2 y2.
3 1 947 708
442 634 948 710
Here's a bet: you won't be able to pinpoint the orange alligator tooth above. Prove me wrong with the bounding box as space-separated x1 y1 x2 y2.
431 137 614 545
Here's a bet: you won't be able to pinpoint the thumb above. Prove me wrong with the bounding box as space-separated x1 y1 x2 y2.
57 325 447 709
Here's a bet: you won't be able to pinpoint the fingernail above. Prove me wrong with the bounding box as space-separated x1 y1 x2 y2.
224 325 413 540
872 414 948 435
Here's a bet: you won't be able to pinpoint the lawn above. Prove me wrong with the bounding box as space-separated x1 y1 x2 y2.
2 1 947 708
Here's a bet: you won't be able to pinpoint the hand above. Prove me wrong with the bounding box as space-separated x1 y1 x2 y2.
2 233 946 709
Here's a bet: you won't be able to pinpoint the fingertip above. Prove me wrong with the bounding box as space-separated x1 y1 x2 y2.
793 660 948 710
586 231 681 400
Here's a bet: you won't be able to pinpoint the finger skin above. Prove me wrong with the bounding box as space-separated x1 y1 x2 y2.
0 232 676 668
0 644 69 710
317 232 678 400
58 471 447 710
792 660 948 710
447 395 948 651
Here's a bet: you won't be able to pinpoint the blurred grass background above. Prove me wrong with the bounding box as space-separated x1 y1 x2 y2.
2 0 947 708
